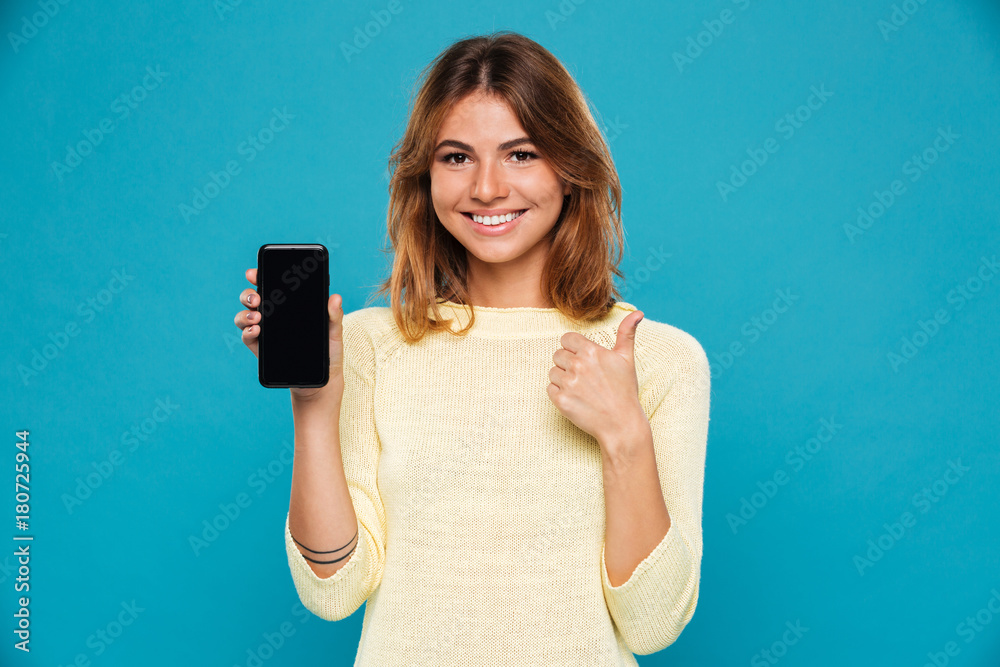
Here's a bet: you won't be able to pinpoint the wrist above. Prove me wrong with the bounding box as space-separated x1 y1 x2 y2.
598 411 653 474
597 406 651 453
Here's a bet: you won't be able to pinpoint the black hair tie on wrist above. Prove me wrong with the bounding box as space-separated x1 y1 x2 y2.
290 528 358 554
300 543 357 565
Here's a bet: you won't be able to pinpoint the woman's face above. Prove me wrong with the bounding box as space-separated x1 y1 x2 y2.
429 91 571 279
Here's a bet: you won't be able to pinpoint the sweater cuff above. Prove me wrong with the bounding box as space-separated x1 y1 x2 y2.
284 513 367 620
601 521 697 653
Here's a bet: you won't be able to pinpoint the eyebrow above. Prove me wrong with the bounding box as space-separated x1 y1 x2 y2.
433 137 534 153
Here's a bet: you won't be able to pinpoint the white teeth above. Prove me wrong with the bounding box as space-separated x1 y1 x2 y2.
471 210 525 225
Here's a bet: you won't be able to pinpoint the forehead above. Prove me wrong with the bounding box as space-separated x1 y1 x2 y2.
435 93 528 143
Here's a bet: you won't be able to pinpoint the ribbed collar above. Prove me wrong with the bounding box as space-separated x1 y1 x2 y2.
428 299 637 336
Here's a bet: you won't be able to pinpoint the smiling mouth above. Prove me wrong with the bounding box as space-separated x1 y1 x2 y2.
462 210 527 226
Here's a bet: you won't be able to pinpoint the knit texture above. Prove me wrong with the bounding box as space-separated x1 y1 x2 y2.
284 299 711 666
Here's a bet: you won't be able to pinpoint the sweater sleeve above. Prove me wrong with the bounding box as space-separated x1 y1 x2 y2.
284 311 388 621
600 330 710 655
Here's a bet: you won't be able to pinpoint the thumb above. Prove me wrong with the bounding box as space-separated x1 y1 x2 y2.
614 310 643 362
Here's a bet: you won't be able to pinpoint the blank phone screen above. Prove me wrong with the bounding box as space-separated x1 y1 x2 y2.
257 244 329 388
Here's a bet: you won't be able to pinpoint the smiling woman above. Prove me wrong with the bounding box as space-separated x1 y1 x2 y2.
269 30 712 667
372 31 627 340
428 91 572 293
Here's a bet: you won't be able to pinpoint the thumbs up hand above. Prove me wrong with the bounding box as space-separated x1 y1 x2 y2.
546 310 647 447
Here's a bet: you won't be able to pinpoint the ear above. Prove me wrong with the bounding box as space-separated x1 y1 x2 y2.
562 179 571 196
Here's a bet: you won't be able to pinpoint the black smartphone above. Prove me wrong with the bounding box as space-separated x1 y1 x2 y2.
256 244 329 388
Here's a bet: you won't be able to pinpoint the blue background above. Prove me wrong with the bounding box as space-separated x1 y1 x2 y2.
2 0 998 665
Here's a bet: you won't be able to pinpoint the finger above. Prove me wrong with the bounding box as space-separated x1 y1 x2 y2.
246 268 257 286
242 322 260 356
548 365 567 388
328 294 344 343
240 289 258 309
558 331 588 353
234 309 259 329
552 348 573 371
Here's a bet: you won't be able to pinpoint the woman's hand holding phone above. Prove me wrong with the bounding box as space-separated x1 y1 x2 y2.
235 267 345 404
238 266 361 580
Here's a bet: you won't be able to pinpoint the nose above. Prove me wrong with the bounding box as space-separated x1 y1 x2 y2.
471 157 508 203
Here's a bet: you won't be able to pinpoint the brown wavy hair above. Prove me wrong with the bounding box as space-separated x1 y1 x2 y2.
368 30 625 342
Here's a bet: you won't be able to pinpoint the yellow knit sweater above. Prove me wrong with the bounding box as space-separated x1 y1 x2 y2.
284 299 711 666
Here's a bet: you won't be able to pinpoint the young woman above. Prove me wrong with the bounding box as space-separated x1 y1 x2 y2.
234 31 710 667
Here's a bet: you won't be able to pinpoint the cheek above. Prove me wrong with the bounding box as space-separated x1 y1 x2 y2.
430 171 460 205
530 174 567 207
